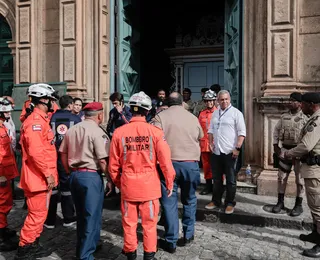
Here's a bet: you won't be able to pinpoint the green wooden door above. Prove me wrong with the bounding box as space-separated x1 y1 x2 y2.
115 0 140 102
0 16 13 96
224 0 242 111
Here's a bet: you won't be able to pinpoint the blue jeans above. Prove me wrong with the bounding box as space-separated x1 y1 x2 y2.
70 170 104 260
160 161 200 247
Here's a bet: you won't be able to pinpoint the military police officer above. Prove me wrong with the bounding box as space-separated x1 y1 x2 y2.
284 92 320 257
272 92 307 216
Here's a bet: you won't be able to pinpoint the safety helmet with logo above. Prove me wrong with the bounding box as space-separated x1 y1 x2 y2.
28 83 57 100
0 98 13 121
203 90 217 101
128 91 152 111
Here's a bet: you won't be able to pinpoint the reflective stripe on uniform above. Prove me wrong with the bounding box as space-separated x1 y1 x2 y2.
51 189 59 195
149 136 153 160
124 200 128 217
122 137 127 161
149 201 154 219
61 191 72 196
51 122 56 136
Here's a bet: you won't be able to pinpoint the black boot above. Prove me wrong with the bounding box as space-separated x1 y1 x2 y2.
300 225 319 243
123 250 137 260
33 238 52 258
144 251 156 260
15 244 34 260
200 179 212 195
0 228 18 252
303 244 320 258
290 197 303 217
272 193 285 213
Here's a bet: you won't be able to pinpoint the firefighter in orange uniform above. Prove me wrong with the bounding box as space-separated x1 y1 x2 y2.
0 98 19 251
15 83 58 260
198 90 218 195
109 91 176 260
20 87 59 123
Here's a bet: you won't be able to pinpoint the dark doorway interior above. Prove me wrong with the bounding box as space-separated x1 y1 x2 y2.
128 0 225 99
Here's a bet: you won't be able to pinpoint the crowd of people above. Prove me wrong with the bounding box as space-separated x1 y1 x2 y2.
0 83 319 259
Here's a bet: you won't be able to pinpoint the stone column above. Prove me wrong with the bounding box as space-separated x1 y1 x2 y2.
59 0 110 115
254 0 320 195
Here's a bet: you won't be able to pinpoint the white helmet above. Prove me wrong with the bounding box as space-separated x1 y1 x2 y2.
0 98 13 112
28 83 57 100
203 90 217 101
128 91 152 111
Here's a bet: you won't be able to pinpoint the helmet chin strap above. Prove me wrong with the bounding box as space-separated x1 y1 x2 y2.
38 100 54 112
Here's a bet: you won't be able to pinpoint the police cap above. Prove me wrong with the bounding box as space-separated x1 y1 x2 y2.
82 102 103 111
289 92 302 102
302 92 320 104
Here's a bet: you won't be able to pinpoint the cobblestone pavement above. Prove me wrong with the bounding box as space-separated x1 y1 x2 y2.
0 200 316 260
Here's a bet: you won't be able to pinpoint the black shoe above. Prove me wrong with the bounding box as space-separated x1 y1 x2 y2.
34 239 52 258
15 244 34 260
290 197 303 217
200 180 212 195
158 239 176 254
0 228 18 252
177 235 194 247
144 251 156 260
122 250 137 260
272 193 285 213
303 244 320 258
300 229 319 244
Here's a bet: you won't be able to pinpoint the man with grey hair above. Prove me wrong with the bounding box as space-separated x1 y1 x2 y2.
206 90 246 214
152 92 203 253
59 102 113 260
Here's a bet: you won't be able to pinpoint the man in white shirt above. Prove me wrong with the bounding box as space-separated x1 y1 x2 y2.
206 90 246 214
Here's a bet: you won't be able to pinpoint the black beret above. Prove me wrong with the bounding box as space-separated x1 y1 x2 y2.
302 92 320 104
290 92 302 102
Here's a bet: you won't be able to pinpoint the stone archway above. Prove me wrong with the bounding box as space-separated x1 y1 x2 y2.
0 0 15 40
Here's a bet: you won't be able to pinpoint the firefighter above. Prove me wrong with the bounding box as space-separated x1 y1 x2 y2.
198 90 218 195
109 91 175 260
0 98 19 251
20 86 59 123
15 83 58 260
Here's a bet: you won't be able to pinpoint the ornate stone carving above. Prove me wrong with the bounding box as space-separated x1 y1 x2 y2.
177 15 224 48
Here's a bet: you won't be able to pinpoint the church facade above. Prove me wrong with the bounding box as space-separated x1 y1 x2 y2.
1 0 319 195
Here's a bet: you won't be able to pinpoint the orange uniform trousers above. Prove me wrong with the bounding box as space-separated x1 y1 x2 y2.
19 190 51 246
201 152 212 180
121 199 159 253
0 181 13 228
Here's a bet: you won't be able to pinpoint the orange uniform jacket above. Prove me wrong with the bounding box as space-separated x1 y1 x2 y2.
108 117 175 202
0 124 19 180
19 108 58 192
198 107 217 152
20 100 59 123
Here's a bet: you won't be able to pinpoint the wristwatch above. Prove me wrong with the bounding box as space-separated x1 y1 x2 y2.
235 147 241 151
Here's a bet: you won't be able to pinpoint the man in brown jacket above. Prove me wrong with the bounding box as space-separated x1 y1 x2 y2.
152 92 203 253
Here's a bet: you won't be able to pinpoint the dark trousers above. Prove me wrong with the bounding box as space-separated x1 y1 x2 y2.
46 161 75 225
160 161 200 247
211 153 238 206
70 170 104 260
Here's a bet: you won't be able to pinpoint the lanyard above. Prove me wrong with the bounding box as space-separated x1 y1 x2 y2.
219 106 232 120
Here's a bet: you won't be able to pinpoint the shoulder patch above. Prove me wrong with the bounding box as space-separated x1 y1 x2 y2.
32 125 42 131
294 117 301 122
57 124 68 135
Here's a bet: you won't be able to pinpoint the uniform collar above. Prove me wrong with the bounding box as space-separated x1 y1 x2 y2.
311 109 320 118
33 107 50 121
130 116 147 123
205 107 216 112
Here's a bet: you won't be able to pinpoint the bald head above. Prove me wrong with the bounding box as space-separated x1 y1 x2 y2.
168 92 183 107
